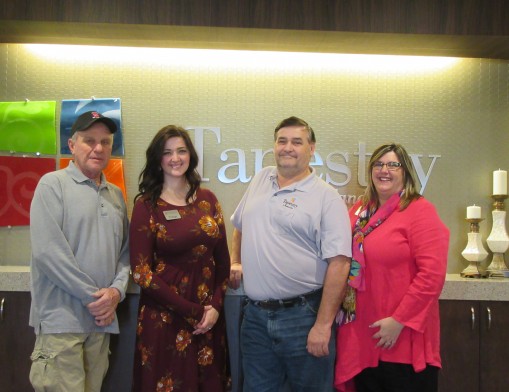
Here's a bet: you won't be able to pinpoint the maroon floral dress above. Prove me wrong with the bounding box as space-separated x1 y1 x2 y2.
130 188 230 392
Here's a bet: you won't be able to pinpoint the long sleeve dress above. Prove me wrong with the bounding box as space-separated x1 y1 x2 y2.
334 197 449 391
130 188 230 392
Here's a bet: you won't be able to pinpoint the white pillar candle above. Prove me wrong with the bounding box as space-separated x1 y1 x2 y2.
467 205 481 219
493 169 507 195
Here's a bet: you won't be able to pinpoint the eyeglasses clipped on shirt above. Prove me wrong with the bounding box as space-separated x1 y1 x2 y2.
372 161 402 171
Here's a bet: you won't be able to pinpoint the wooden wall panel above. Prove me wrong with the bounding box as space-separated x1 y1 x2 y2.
1 0 509 36
2 0 509 59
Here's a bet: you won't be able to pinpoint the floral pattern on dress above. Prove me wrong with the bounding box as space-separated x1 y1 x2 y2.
199 215 221 238
197 283 210 304
156 373 181 392
176 329 192 352
178 206 193 218
198 200 211 214
178 276 189 295
150 216 169 240
169 285 178 294
220 279 229 300
161 311 172 323
214 202 225 226
138 342 153 367
136 209 173 241
197 346 214 366
202 266 212 279
154 259 165 274
132 254 153 289
192 244 207 259
185 316 199 327
137 305 145 336
130 189 230 391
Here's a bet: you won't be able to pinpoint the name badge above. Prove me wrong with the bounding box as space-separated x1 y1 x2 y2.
163 210 181 220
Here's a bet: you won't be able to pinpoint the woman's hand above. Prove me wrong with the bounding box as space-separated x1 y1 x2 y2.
193 305 219 335
370 316 404 349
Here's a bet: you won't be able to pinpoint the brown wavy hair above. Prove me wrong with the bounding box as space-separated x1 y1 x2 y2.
135 125 201 207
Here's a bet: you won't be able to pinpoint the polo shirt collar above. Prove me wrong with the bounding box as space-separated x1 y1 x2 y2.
65 160 108 188
269 166 317 193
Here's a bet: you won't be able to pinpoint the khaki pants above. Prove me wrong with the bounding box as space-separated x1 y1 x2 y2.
29 333 110 392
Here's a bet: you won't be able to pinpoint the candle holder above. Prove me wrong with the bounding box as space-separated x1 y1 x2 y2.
461 218 488 278
486 194 509 278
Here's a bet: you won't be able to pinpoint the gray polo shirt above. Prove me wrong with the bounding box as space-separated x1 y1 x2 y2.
29 161 130 334
231 166 352 301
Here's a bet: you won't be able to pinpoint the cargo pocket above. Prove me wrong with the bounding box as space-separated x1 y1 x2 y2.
29 349 59 391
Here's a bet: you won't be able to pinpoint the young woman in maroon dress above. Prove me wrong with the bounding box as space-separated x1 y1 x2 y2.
130 125 230 391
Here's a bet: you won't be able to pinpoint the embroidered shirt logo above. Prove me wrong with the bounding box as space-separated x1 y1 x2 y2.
283 198 298 209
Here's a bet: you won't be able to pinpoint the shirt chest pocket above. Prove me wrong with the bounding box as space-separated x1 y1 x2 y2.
270 208 295 236
268 194 315 239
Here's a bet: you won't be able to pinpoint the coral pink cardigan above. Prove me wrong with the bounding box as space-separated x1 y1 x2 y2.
334 197 449 391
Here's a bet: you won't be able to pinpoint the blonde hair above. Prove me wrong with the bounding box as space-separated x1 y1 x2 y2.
361 143 421 211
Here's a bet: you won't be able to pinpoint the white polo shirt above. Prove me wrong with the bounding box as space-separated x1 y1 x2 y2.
231 166 352 301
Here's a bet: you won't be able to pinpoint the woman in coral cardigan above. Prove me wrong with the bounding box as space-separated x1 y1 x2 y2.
335 143 449 392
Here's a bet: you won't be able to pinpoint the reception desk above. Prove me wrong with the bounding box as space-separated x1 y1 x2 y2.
3 267 508 299
1 267 509 392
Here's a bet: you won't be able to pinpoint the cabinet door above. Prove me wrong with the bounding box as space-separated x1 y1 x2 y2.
438 300 480 392
0 291 35 392
479 301 509 392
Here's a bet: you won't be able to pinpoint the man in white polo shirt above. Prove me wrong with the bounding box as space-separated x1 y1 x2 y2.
230 116 352 391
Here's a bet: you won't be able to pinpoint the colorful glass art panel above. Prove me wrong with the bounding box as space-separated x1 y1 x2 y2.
60 98 124 157
0 156 56 226
60 158 127 202
0 101 56 154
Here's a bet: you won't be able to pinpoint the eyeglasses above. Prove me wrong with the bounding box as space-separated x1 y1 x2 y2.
372 161 402 171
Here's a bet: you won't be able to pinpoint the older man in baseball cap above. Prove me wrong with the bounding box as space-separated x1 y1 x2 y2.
29 111 129 392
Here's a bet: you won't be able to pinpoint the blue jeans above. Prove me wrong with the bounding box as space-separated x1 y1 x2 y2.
241 292 335 392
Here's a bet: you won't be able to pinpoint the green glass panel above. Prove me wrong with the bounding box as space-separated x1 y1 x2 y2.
0 101 56 154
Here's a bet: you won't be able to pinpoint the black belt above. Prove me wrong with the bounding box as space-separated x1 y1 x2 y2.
251 288 323 310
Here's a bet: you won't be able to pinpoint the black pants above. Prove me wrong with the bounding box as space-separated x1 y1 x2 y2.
354 361 439 392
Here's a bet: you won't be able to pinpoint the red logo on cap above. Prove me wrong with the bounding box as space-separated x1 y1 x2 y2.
91 111 101 118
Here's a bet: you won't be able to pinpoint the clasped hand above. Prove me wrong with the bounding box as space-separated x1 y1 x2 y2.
86 287 121 327
194 305 219 335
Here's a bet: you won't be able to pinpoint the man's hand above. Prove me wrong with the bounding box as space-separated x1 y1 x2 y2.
229 229 243 289
229 263 243 289
87 287 121 327
307 323 331 357
306 255 350 357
